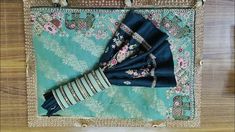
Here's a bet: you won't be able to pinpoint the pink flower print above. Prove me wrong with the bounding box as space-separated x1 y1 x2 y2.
164 23 170 28
121 45 129 52
116 45 129 62
178 58 188 69
44 22 57 34
175 86 182 93
116 52 126 62
126 69 149 78
111 58 117 65
174 101 180 106
69 23 76 29
178 47 183 52
78 21 87 29
102 62 107 66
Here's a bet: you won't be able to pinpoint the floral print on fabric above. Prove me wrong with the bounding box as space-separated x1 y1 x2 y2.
112 32 124 49
32 8 195 121
126 68 150 78
103 42 138 68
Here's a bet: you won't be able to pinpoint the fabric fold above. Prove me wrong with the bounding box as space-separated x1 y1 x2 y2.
42 11 176 116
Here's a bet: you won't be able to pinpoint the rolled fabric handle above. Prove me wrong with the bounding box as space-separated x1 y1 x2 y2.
42 68 111 116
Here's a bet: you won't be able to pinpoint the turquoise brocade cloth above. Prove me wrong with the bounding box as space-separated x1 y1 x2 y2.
31 8 195 121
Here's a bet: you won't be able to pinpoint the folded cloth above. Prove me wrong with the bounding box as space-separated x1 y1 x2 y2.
42 11 176 116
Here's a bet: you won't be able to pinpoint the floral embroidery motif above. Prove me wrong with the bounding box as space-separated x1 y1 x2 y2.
65 13 95 31
104 42 137 68
112 32 124 49
177 57 188 69
126 68 150 78
102 30 141 69
116 44 135 62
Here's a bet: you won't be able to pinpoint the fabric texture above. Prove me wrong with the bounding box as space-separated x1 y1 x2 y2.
100 11 176 88
31 8 195 121
41 11 177 116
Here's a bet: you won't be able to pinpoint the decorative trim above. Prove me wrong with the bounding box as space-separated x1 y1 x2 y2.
120 23 152 50
24 0 203 127
51 69 112 110
23 0 198 8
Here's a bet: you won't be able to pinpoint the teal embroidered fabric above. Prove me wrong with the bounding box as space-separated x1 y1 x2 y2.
31 8 195 121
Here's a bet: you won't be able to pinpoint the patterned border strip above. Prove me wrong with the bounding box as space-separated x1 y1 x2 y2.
24 0 203 128
52 68 111 110
165 7 203 128
24 0 199 8
120 23 152 50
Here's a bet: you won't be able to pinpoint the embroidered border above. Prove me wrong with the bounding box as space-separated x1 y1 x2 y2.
24 0 196 7
120 23 152 50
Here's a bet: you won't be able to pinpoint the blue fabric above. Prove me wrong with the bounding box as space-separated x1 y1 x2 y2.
100 11 176 87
